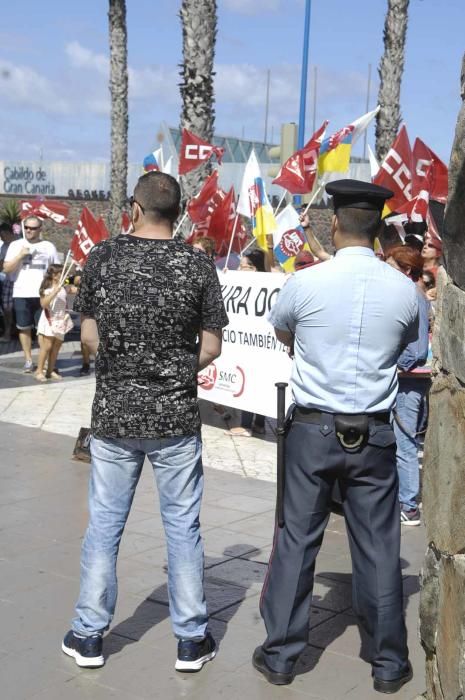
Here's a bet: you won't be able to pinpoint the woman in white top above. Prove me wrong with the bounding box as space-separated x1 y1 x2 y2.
35 264 74 382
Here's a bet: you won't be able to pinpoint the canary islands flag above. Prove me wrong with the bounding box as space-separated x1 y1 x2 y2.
318 126 354 175
237 150 276 252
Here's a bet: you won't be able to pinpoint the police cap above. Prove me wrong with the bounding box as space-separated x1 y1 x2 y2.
325 179 394 212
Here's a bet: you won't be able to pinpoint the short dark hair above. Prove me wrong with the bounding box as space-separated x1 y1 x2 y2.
336 207 382 241
133 171 181 224
0 222 13 234
244 249 266 272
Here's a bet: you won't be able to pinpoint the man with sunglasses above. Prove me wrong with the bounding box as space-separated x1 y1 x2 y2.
3 216 59 371
62 171 228 673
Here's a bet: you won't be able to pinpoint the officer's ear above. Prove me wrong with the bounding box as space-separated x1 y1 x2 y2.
330 214 338 244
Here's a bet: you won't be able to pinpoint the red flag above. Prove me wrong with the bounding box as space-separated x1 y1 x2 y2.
70 208 109 267
272 121 328 194
208 187 248 255
178 129 224 175
374 126 414 212
412 138 448 204
20 199 69 225
209 188 235 253
187 171 220 223
396 187 430 222
121 211 132 235
97 217 110 239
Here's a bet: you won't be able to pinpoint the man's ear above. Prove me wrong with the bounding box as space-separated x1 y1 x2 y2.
330 214 337 245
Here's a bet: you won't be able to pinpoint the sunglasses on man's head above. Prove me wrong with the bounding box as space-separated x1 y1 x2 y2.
128 196 145 214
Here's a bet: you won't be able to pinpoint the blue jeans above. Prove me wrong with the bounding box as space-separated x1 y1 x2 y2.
393 377 430 510
72 434 207 640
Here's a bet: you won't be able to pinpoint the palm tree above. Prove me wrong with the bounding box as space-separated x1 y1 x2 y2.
179 0 218 204
108 0 128 235
375 0 410 162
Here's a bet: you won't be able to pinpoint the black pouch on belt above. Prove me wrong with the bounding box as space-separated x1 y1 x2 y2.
334 414 369 452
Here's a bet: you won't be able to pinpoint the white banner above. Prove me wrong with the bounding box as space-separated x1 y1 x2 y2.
198 271 293 418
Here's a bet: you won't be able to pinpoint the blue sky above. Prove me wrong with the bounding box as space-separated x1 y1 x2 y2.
0 0 462 164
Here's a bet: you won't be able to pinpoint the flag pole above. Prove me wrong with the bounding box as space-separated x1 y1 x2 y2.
59 250 72 285
223 214 239 271
274 190 287 215
240 237 256 256
302 182 324 215
173 211 188 238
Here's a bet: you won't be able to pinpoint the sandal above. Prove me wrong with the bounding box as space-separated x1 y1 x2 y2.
47 371 63 381
224 427 252 437
34 372 48 382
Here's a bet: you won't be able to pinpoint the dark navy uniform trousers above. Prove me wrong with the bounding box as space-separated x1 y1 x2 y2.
260 413 410 681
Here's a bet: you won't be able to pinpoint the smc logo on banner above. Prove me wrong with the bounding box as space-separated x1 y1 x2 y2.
198 362 245 397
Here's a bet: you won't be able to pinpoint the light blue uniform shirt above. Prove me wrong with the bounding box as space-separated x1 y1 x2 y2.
269 247 419 414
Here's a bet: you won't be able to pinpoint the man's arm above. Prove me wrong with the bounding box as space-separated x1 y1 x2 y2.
81 316 100 355
3 244 30 274
299 213 331 261
198 328 222 371
275 328 294 347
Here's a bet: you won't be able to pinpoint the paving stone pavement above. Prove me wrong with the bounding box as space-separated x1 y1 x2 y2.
0 345 427 699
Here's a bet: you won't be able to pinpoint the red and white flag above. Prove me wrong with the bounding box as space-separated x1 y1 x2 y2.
178 129 224 175
70 207 109 267
187 171 220 223
272 121 328 195
374 126 414 213
412 138 448 204
20 199 69 225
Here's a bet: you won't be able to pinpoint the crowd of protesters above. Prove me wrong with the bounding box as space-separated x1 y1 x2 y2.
0 204 439 529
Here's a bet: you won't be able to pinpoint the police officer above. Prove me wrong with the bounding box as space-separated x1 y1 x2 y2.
252 180 419 694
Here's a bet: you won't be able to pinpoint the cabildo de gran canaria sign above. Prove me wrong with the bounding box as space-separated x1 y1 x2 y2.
0 161 142 198
3 165 56 195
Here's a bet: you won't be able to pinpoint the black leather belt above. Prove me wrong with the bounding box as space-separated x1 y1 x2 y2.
294 407 391 425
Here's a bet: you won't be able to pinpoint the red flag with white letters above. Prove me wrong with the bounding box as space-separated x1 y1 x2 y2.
412 138 448 204
272 121 328 194
374 126 414 213
178 129 224 175
20 199 69 225
70 208 109 267
187 171 220 223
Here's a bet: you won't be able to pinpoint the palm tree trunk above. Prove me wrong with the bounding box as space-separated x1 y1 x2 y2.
375 0 409 162
108 0 128 235
179 0 217 207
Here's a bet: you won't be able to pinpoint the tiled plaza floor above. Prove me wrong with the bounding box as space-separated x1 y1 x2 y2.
0 345 426 699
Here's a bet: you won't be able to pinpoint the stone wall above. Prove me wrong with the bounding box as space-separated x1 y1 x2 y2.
420 54 465 700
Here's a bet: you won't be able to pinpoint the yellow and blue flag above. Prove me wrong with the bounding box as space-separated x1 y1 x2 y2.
237 150 276 252
318 126 354 175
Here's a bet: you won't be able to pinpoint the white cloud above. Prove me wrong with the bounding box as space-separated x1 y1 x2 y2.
0 59 71 114
66 41 179 105
66 40 109 76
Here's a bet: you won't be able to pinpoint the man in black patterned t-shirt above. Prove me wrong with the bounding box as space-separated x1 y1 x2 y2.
62 171 229 674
